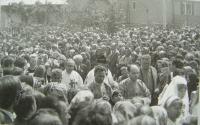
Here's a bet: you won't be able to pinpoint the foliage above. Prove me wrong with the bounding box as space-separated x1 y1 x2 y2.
3 1 67 25
2 0 119 33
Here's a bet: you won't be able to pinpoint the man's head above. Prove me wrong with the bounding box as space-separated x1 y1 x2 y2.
30 55 37 68
177 83 187 99
73 55 83 65
96 54 107 68
172 59 184 76
125 48 131 56
128 64 140 82
120 66 128 77
37 55 44 66
14 57 27 69
111 90 123 105
14 95 37 120
94 65 106 84
34 65 46 78
28 108 63 125
0 76 22 110
1 56 15 76
141 54 151 70
65 59 75 73
51 69 62 82
72 102 112 125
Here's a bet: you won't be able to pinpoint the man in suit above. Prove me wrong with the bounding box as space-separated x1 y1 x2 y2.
139 54 158 105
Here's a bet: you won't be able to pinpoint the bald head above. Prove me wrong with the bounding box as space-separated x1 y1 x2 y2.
128 64 140 82
128 65 140 72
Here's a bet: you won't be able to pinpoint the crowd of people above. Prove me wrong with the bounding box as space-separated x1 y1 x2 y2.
0 24 199 125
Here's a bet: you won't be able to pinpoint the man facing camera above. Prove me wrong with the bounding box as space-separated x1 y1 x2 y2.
88 65 112 100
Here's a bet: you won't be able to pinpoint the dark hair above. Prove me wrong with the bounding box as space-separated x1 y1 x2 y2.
28 108 63 125
0 76 22 109
37 96 68 125
1 56 14 68
19 75 34 87
96 54 107 64
172 59 184 69
94 65 106 74
37 96 62 117
13 95 36 120
176 54 184 60
14 57 26 69
32 90 45 109
3 68 14 76
1 56 15 76
34 65 46 78
22 55 30 63
12 67 24 76
127 65 131 72
51 69 62 82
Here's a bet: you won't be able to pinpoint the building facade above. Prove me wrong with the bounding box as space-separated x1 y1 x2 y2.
173 0 200 26
1 0 200 28
115 0 200 27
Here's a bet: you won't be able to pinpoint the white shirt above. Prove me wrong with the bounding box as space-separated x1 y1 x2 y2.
61 70 83 89
84 68 114 86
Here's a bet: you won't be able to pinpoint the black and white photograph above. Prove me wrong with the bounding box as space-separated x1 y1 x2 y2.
0 0 199 125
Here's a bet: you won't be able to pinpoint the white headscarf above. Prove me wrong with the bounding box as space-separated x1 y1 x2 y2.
158 76 189 116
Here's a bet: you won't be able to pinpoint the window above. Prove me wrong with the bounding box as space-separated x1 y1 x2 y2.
133 1 136 10
180 2 194 15
187 3 194 15
180 2 185 15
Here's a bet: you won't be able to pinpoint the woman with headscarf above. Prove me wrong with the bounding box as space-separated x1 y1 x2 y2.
163 96 183 125
158 75 190 118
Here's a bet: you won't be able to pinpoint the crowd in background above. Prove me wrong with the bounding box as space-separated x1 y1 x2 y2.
0 25 199 125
